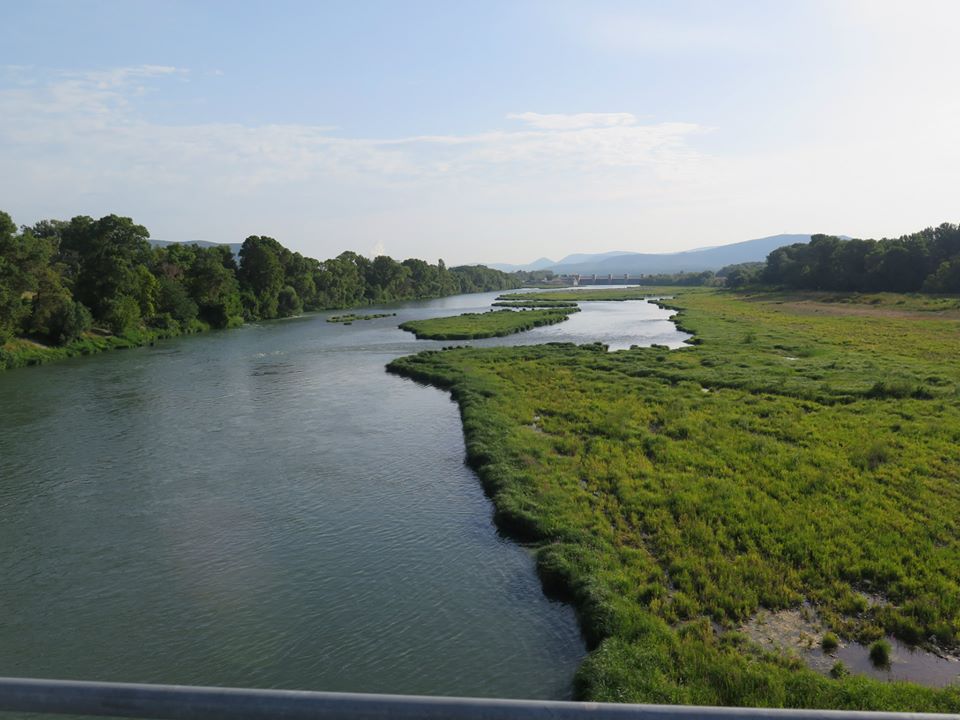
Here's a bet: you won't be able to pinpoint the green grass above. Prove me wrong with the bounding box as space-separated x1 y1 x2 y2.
0 322 208 371
398 307 579 340
498 287 671 302
387 288 960 711
327 312 397 323
492 300 580 308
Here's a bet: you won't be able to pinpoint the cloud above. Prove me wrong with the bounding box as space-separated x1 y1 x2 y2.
0 67 707 192
506 112 637 130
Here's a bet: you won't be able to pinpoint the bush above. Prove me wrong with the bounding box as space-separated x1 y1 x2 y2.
869 639 892 668
277 285 303 317
830 660 849 678
821 632 839 652
28 293 92 345
103 295 141 335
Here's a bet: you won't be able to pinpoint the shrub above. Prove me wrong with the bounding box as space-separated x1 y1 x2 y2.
830 660 849 679
103 295 141 335
821 632 839 652
869 639 892 668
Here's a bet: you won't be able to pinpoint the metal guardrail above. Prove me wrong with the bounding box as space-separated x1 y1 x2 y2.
1 678 958 720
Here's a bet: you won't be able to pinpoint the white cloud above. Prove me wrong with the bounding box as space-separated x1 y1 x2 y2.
506 112 637 130
3 56 960 263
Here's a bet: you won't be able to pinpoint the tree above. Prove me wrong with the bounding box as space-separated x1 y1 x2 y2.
0 212 53 341
26 267 92 345
68 214 152 321
238 236 284 319
186 247 243 328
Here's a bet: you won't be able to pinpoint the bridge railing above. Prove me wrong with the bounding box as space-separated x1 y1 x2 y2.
1 677 957 720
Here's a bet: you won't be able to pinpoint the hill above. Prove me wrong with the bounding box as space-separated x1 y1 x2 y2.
492 234 815 275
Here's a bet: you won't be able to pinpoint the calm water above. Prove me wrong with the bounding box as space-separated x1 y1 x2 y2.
0 291 685 700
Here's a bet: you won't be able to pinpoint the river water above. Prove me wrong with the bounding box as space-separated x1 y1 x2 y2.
0 291 685 700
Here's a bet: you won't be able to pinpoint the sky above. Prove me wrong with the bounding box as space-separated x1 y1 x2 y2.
2 1 959 265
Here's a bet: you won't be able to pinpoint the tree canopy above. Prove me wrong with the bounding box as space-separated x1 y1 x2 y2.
0 210 522 347
758 223 960 293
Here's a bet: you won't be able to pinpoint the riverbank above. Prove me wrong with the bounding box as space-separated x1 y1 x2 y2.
0 324 208 371
0 289 532 372
387 288 960 711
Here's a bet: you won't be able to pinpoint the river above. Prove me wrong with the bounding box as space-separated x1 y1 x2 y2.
0 290 686 700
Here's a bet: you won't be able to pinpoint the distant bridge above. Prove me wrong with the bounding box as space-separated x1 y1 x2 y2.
559 273 648 286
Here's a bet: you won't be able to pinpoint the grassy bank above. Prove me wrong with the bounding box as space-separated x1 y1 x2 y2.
398 307 579 340
0 323 208 371
388 288 960 711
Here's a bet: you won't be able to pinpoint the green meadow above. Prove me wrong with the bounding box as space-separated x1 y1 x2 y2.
398 307 578 340
388 288 960 711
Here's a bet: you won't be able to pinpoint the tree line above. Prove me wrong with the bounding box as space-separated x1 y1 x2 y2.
728 223 960 292
0 211 522 347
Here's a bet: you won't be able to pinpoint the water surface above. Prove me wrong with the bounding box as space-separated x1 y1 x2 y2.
0 291 684 699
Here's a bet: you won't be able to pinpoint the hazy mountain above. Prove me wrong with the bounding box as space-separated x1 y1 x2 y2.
498 234 815 275
487 256 556 272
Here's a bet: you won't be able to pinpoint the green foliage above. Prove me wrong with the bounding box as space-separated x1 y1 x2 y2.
155 275 199 325
449 264 523 293
327 312 396 323
869 639 892 668
103 294 141 335
1 208 521 369
719 262 765 288
821 633 839 652
830 661 849 679
399 308 578 340
761 223 960 293
387 288 960 710
277 285 303 318
25 269 92 345
238 235 285 319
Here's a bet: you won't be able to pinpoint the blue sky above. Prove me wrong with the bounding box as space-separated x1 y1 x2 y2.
3 1 959 263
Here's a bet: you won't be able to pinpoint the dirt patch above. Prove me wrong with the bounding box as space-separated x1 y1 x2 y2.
740 605 960 687
778 301 960 320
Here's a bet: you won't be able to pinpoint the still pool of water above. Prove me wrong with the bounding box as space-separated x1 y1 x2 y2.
0 292 685 699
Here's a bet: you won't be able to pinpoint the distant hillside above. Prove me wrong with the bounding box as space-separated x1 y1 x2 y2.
488 256 557 272
149 239 243 256
494 234 815 275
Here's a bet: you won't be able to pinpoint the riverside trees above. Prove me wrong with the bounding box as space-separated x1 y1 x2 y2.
0 210 521 352
761 223 960 292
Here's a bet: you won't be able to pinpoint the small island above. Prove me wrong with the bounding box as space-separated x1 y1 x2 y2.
492 299 579 308
399 307 578 340
327 312 397 324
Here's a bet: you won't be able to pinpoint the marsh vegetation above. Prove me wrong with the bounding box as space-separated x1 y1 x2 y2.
389 288 960 710
327 312 396 323
399 307 579 340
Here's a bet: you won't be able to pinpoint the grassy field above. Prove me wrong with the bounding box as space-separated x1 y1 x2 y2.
388 288 960 711
398 307 579 340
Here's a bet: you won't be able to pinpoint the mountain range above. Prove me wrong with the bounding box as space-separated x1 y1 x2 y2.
488 234 815 275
